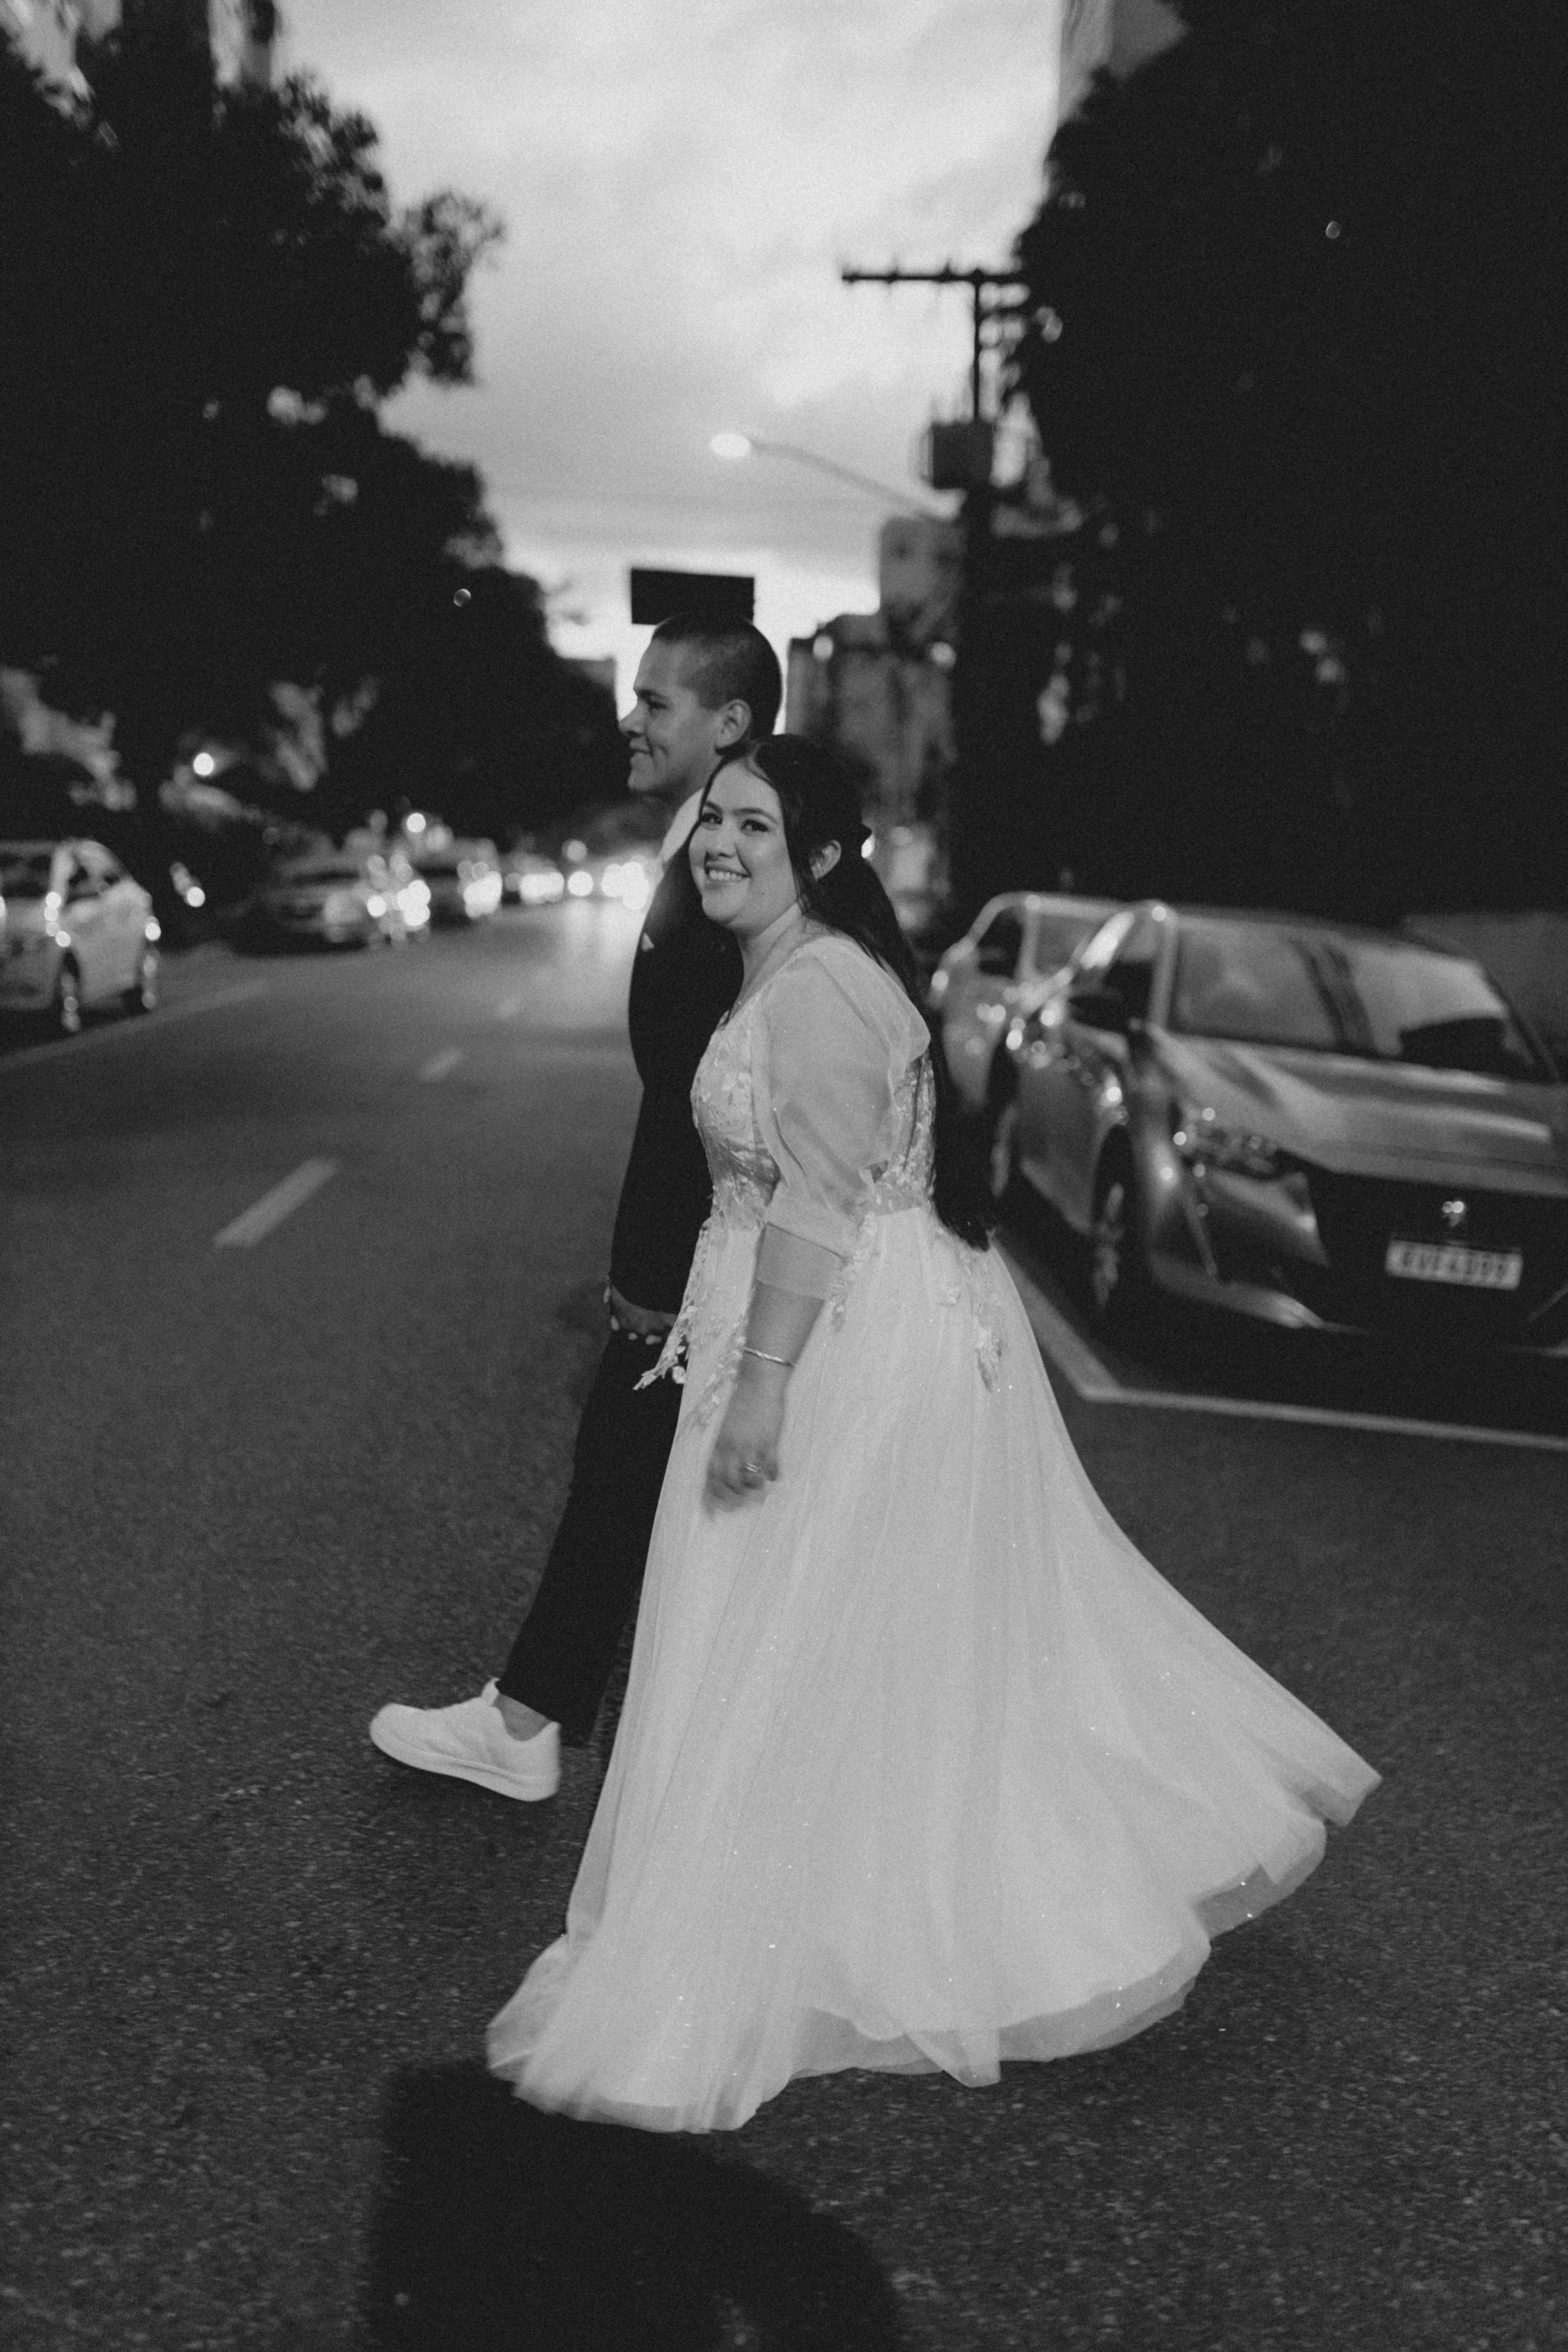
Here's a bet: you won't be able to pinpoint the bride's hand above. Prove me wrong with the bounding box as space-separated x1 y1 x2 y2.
705 1366 787 1511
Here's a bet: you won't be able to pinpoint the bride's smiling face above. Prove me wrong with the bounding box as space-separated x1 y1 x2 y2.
690 764 800 939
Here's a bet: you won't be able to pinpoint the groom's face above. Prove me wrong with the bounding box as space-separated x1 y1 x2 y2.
621 640 739 802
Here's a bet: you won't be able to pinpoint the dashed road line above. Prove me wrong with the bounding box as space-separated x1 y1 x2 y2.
213 1157 339 1250
418 1046 465 1082
998 1241 1568 1455
0 978 268 1077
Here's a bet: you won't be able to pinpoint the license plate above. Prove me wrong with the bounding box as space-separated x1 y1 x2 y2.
1384 1239 1522 1291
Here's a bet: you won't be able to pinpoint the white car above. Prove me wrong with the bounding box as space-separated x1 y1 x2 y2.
0 838 160 1035
928 891 1119 1115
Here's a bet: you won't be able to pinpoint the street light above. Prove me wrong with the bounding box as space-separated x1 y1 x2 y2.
710 432 943 519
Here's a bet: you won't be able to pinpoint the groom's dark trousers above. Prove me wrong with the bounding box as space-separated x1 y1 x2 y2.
496 831 739 1743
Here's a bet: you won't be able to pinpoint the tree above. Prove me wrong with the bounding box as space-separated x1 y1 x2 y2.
1007 0 1568 917
325 563 625 842
0 24 503 810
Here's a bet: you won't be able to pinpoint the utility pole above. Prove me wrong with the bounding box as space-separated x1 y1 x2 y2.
840 265 1027 425
841 262 1029 913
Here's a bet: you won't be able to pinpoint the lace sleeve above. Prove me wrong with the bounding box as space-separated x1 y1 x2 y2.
752 940 926 1296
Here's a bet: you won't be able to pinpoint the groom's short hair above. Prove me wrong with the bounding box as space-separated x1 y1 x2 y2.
651 613 782 738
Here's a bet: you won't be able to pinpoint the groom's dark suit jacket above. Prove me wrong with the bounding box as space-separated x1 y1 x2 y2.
608 815 741 1315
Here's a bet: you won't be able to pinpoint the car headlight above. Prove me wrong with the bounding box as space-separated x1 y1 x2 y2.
1171 1104 1285 1181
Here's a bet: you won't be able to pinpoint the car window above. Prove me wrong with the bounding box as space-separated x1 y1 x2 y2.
973 908 1024 977
1170 919 1552 1081
0 849 55 899
1172 925 1335 1048
99 855 126 886
1101 919 1159 1020
66 859 102 899
1070 910 1134 978
1029 909 1112 973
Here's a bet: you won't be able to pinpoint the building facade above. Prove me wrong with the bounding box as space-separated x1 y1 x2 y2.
786 516 964 925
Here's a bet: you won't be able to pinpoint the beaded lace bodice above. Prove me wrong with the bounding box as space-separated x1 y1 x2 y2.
638 939 1003 1414
693 985 936 1235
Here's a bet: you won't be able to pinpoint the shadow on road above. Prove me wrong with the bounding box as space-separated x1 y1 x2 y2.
362 2064 908 2351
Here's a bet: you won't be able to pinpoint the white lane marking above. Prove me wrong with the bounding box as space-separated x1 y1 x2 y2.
0 979 268 1077
495 991 526 1020
998 1242 1568 1455
419 1046 465 1082
214 1157 339 1250
1103 1385 1568 1453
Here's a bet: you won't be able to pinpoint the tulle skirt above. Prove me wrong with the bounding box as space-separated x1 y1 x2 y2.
488 1207 1378 2132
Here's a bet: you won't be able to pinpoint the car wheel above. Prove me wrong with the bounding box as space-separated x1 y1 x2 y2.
123 946 159 1014
1089 1152 1150 1335
49 963 84 1038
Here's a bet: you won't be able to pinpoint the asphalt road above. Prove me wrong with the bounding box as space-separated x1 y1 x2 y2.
3 911 1565 2352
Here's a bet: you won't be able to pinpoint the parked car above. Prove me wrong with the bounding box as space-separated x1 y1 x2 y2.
247 848 427 949
990 901 1568 1351
500 848 566 906
928 892 1120 1115
414 840 504 925
0 837 159 1035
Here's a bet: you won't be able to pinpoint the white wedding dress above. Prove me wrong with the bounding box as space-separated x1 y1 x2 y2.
488 933 1378 2132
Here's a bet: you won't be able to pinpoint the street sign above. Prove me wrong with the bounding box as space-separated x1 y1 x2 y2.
629 569 755 625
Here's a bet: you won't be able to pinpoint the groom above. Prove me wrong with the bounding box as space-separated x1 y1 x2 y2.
370 612 782 1796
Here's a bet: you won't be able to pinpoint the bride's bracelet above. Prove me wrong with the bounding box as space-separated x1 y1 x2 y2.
741 1345 796 1370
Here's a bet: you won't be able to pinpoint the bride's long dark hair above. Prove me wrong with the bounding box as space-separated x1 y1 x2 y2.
711 735 992 1250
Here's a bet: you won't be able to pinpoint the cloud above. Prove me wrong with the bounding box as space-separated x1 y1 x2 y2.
282 0 1066 681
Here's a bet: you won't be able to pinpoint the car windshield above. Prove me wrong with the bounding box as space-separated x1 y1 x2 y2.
418 862 462 879
1170 919 1553 1083
277 862 362 883
0 850 55 898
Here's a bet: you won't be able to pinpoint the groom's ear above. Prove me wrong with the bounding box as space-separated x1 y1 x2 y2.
810 841 842 880
713 698 751 749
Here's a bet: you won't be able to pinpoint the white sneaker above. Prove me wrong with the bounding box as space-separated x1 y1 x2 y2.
369 1680 561 1801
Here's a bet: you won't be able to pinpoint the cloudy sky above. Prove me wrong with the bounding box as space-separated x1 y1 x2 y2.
280 0 1076 694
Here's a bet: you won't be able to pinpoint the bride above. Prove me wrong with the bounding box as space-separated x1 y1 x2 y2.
487 735 1378 2133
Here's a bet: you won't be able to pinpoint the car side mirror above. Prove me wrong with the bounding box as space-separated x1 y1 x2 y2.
1066 983 1130 1034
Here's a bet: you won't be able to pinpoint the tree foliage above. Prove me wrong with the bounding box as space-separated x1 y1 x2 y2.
0 26 618 851
1002 0 1568 916
325 565 625 843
